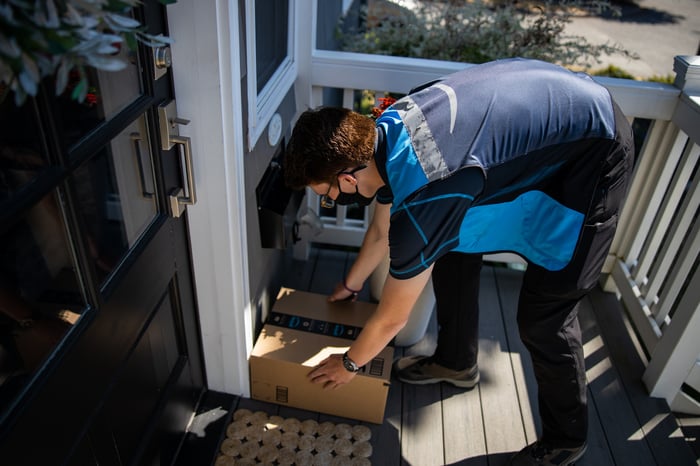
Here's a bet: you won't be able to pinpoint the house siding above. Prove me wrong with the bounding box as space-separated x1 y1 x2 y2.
242 0 349 337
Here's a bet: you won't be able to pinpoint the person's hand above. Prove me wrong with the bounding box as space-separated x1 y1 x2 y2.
328 281 357 302
307 353 356 389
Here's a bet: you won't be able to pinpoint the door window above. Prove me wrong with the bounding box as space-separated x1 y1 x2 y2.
52 44 143 150
0 16 152 420
0 98 50 198
71 115 158 283
0 189 84 412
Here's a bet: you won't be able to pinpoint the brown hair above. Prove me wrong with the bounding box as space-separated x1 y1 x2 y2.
284 107 375 190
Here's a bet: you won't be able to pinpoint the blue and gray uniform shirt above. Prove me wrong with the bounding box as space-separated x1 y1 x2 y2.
374 58 619 279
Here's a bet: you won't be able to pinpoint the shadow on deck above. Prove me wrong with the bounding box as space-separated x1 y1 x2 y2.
178 246 699 466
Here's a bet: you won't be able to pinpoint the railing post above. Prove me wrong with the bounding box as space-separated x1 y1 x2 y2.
672 56 700 145
673 55 700 95
291 0 316 261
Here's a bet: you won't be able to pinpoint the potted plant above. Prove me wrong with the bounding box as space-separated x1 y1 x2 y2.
0 0 173 105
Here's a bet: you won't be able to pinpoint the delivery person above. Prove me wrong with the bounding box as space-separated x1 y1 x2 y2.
283 58 633 466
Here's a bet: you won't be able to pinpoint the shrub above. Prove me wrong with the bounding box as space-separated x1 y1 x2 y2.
591 64 636 79
590 65 674 83
0 0 173 105
339 0 638 70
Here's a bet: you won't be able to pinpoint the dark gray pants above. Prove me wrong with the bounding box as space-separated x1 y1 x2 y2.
431 111 633 447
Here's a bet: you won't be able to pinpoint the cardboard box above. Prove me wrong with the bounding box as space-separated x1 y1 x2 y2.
249 288 393 424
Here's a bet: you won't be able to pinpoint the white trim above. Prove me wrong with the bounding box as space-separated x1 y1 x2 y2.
309 50 681 120
167 0 252 396
293 0 315 117
311 49 470 94
245 0 297 150
594 76 680 120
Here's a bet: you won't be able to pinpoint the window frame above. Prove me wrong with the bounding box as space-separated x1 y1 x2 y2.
245 0 297 150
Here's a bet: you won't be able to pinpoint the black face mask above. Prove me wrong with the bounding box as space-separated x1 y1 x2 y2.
333 164 375 207
335 186 376 207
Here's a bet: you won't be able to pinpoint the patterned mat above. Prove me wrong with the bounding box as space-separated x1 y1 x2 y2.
214 409 373 465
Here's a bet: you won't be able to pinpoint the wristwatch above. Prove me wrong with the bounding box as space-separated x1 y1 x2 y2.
342 351 360 372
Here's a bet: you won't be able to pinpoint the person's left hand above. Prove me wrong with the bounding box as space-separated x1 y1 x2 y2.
308 353 356 389
328 281 357 302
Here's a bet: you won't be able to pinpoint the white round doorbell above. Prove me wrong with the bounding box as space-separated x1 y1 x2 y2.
268 113 282 146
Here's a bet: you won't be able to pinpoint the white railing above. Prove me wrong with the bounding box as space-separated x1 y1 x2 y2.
606 56 700 414
292 44 700 414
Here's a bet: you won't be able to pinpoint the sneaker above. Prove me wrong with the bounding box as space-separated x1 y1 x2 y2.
509 441 587 466
393 355 479 388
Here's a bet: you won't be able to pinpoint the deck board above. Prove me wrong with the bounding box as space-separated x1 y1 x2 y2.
441 383 487 466
401 382 444 465
477 267 529 460
491 266 539 444
368 363 402 465
587 287 698 466
224 246 699 465
579 295 644 465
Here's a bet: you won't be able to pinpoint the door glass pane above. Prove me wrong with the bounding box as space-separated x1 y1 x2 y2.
53 43 142 149
0 97 49 199
0 191 85 413
72 115 157 283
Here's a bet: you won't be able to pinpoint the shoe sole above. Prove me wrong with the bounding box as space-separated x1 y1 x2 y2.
566 443 587 465
509 442 588 466
396 371 480 389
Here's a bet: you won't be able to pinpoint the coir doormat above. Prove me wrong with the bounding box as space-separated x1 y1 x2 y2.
214 409 373 465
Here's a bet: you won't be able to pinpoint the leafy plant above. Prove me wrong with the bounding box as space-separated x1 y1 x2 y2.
0 0 174 106
646 74 675 84
339 0 638 70
591 64 635 79
589 65 674 83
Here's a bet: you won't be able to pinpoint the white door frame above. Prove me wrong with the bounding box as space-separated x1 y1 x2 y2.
166 0 252 396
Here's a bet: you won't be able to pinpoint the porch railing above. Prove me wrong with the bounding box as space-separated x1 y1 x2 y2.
291 49 700 415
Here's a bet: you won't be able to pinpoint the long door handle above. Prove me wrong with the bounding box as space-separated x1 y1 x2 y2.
159 100 197 218
168 134 197 217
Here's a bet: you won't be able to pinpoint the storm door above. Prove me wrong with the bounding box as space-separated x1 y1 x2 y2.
0 2 205 465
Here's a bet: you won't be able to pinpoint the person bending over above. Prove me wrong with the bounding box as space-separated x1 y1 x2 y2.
284 58 633 466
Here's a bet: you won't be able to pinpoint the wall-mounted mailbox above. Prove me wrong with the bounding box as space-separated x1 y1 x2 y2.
256 149 302 249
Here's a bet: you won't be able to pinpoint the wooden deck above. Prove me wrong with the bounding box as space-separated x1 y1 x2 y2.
187 246 700 466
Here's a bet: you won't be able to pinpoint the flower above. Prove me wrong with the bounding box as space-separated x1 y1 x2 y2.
85 89 98 107
370 96 397 119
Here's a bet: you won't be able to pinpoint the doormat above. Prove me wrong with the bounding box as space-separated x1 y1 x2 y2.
214 408 373 465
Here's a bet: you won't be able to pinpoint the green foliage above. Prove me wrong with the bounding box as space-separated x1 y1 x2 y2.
591 64 635 79
647 74 675 84
590 65 674 83
0 0 173 106
339 0 638 69
356 89 376 115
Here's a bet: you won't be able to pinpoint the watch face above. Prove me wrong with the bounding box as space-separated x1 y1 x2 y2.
343 353 358 372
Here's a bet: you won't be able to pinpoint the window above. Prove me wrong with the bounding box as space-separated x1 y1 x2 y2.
246 0 296 149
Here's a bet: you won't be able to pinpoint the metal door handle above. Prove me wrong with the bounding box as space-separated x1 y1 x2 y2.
168 134 197 218
159 100 197 218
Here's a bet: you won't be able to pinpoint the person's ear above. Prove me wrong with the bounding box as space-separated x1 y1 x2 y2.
338 173 358 187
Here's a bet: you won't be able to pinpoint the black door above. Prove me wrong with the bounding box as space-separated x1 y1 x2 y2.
0 2 205 465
